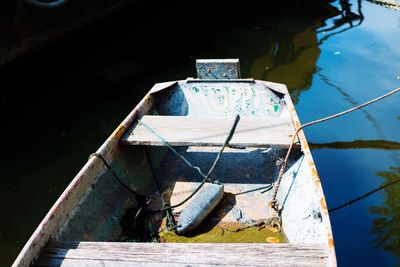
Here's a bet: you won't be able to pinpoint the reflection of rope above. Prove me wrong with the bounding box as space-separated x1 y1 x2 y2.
329 177 400 213
270 87 400 210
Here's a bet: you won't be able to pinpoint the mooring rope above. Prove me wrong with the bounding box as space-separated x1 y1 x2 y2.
89 153 149 206
270 87 400 211
139 114 241 211
143 147 176 229
138 119 210 182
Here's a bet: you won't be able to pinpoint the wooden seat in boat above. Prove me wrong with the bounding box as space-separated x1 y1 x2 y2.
34 241 328 266
121 115 298 147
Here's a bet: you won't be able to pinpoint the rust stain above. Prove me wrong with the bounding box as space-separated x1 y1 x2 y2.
311 168 319 179
302 141 309 151
313 178 321 188
308 160 314 167
320 197 328 210
114 124 127 137
328 238 335 249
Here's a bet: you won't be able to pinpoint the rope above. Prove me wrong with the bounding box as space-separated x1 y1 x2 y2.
138 119 212 182
270 87 400 209
139 114 241 212
143 147 166 206
89 153 148 206
143 147 176 229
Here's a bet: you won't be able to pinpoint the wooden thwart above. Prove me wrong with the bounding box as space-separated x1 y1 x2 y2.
35 242 328 266
121 115 298 147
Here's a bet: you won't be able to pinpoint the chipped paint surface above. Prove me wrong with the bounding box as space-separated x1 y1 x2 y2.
152 80 289 117
277 155 326 243
281 82 337 266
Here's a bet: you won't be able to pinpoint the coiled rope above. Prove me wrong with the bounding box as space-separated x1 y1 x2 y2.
269 87 400 211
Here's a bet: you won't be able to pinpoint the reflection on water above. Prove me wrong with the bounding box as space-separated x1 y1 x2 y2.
317 72 384 138
317 0 364 44
329 167 400 213
370 167 400 263
310 140 400 150
248 0 365 104
1 0 399 266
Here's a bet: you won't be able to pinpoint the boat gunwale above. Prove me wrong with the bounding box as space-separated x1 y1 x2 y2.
271 80 337 267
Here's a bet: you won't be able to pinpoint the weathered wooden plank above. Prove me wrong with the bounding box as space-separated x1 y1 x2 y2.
35 258 215 267
35 242 328 266
121 115 297 147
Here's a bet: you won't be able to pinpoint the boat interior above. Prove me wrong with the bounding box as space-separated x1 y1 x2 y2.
53 80 327 246
13 60 333 266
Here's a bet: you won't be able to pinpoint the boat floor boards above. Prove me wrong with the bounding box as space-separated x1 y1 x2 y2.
34 241 328 267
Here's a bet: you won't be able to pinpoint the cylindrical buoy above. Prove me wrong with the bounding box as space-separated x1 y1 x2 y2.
176 183 224 234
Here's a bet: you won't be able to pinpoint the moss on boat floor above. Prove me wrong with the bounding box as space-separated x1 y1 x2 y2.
159 223 286 243
119 208 287 243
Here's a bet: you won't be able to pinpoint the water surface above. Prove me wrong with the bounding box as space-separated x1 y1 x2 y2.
1 0 399 266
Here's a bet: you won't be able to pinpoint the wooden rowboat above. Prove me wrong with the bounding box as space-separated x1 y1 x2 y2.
13 59 336 266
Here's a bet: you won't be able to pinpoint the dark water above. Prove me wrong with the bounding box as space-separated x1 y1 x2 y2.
1 0 400 265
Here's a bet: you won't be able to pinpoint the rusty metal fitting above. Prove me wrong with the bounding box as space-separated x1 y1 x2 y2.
268 200 279 213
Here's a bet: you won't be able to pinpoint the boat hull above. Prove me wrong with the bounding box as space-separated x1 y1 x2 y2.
13 79 336 266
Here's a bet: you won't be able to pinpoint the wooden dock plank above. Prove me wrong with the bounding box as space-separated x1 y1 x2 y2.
121 116 297 147
35 242 328 266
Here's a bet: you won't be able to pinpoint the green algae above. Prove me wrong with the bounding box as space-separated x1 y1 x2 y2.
159 221 287 243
